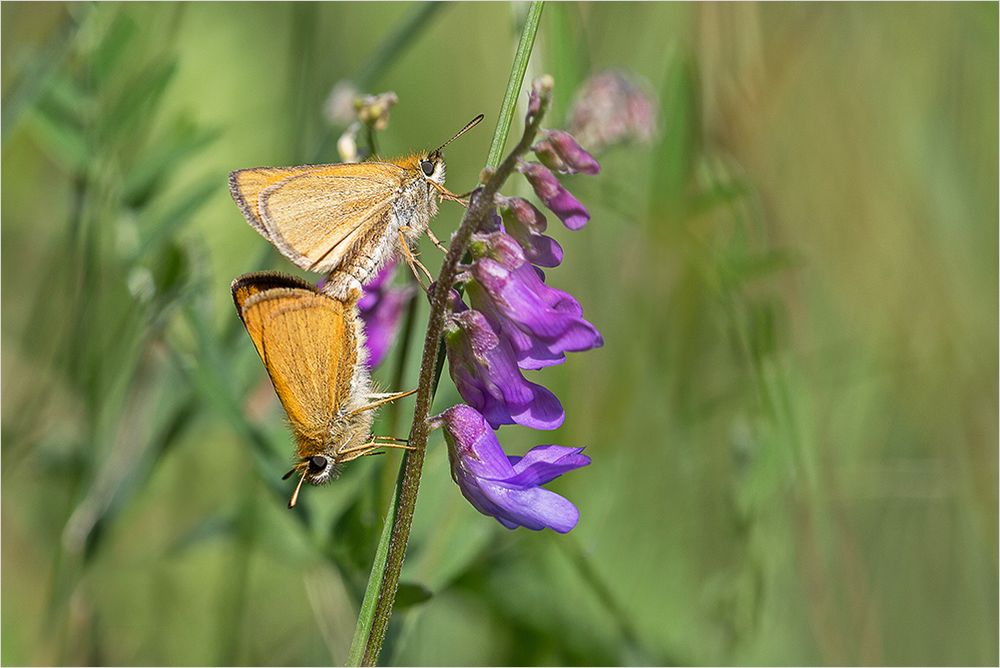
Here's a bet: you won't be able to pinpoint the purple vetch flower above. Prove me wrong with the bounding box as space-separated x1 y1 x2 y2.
428 74 603 534
357 262 414 368
518 161 590 230
445 303 564 430
465 250 603 370
433 404 590 532
532 130 600 175
498 197 563 268
566 70 659 152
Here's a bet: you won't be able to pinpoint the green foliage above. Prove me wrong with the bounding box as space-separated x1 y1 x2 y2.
2 2 996 666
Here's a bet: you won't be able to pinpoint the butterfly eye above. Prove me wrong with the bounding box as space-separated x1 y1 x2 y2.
308 456 327 473
420 160 435 177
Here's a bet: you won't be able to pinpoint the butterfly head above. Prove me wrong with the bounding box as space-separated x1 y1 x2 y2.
283 454 339 507
418 152 447 186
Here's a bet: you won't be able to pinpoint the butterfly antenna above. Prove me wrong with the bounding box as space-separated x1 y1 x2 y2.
433 114 484 155
288 469 308 509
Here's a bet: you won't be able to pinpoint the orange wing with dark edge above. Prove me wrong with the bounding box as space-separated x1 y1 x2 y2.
231 271 313 313
233 278 357 454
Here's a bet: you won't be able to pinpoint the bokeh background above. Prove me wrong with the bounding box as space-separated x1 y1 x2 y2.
2 2 997 665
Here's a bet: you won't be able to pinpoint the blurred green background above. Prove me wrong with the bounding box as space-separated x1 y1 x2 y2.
2 2 997 665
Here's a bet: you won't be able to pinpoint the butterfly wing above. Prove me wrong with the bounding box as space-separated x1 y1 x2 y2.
231 271 313 313
229 162 407 274
235 281 358 455
229 167 314 239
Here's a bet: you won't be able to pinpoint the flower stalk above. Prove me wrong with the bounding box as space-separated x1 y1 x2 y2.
351 7 546 664
358 97 549 667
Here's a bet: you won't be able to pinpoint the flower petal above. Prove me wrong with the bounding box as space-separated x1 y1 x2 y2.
445 309 565 430
467 259 604 370
473 479 581 533
438 404 514 480
545 130 601 175
506 445 590 487
436 404 586 533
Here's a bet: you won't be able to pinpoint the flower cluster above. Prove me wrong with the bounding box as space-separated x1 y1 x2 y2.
329 87 399 163
432 76 602 533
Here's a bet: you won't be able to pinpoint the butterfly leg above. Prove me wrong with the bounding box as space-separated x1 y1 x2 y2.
374 435 410 444
433 182 470 207
425 228 449 254
337 440 417 464
350 388 417 415
366 390 417 401
397 230 433 289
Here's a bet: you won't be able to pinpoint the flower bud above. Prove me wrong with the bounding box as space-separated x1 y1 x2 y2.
526 74 555 125
499 198 563 268
518 161 590 230
337 123 360 163
531 137 569 173
541 130 600 175
355 91 399 131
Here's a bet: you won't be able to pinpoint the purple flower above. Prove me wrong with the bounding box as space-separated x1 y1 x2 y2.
358 262 414 368
445 304 564 430
533 130 600 175
498 197 563 268
518 161 590 230
566 70 659 152
434 404 589 532
465 251 603 370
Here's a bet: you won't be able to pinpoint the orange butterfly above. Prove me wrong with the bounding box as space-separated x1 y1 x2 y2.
229 115 483 299
232 272 413 507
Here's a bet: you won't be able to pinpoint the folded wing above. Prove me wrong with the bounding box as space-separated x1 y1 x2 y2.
229 162 405 275
234 279 358 451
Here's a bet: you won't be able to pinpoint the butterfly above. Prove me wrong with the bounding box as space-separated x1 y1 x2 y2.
228 115 483 300
232 271 414 507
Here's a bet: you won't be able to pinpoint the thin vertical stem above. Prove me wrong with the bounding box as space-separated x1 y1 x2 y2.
348 6 545 664
486 1 545 169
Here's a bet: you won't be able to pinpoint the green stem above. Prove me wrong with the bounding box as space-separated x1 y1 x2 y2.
348 7 545 664
486 1 544 169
